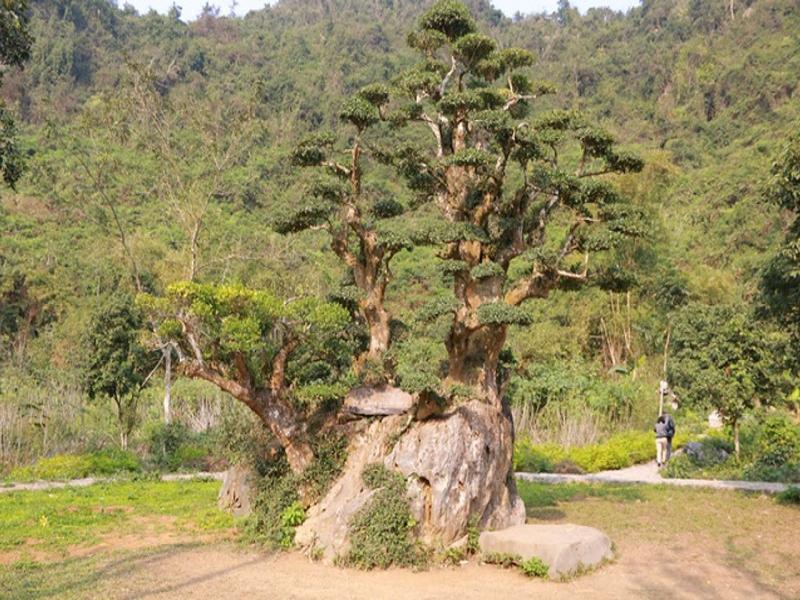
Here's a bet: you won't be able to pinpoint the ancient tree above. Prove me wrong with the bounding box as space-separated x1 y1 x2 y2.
381 0 645 404
144 0 646 561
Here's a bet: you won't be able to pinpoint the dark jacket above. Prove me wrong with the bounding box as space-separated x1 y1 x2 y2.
663 413 676 439
654 417 670 438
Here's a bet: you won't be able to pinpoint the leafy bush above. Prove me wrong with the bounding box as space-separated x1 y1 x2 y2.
754 413 800 468
343 464 427 569
520 556 549 578
777 486 800 505
243 433 347 549
8 450 141 482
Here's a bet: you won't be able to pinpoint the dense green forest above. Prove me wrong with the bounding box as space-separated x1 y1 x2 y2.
1 0 799 475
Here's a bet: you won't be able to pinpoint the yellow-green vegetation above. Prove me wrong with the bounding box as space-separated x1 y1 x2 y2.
6 450 141 482
482 552 549 579
0 479 232 556
514 430 688 473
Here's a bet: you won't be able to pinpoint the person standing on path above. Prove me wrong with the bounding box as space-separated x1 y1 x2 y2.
663 412 676 460
654 414 670 468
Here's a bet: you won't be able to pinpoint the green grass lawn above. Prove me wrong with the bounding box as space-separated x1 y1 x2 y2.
0 479 232 556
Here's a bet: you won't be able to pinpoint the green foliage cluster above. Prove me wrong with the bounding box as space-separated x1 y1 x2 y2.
243 432 347 549
342 464 427 570
514 430 687 474
144 422 214 472
482 552 549 578
664 413 800 483
669 303 787 452
7 449 141 482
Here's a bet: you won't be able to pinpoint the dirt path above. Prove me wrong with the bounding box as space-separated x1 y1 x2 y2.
85 540 785 600
516 460 790 493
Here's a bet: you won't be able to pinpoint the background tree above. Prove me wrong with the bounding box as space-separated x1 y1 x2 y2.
83 293 159 449
761 131 800 374
0 0 33 187
140 282 352 474
669 304 783 456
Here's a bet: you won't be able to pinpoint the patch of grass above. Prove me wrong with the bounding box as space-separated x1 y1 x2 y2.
0 479 232 555
517 480 644 510
7 450 142 482
515 480 800 596
342 464 428 570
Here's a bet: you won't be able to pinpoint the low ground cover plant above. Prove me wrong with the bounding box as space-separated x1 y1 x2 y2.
513 430 687 473
6 449 141 482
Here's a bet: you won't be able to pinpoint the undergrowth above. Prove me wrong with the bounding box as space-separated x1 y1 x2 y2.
341 464 428 570
514 430 688 473
483 552 549 579
242 432 347 549
7 450 141 482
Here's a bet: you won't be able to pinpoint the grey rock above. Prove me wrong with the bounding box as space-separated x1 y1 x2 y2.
684 441 729 465
344 385 414 416
480 523 613 579
217 464 257 517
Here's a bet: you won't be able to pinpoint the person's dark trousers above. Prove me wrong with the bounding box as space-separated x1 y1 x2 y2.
666 436 673 461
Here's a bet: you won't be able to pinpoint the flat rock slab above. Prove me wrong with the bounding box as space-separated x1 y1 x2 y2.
344 385 413 416
479 523 612 579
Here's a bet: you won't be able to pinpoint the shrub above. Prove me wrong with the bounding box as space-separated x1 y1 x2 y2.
243 433 348 549
146 422 213 472
343 464 427 569
514 430 688 474
777 486 800 505
8 450 141 482
520 556 549 578
754 413 800 468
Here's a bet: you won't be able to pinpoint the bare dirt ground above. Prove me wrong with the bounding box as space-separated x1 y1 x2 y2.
86 538 785 600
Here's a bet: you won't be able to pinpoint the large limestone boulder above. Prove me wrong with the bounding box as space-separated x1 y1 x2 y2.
296 400 525 563
387 400 525 545
343 385 414 416
217 464 257 517
479 523 613 579
295 416 405 560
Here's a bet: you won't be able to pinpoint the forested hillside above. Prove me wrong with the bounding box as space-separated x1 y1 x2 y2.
1 0 799 469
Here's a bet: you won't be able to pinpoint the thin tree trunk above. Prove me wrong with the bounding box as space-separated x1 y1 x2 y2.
733 419 740 458
163 345 172 424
